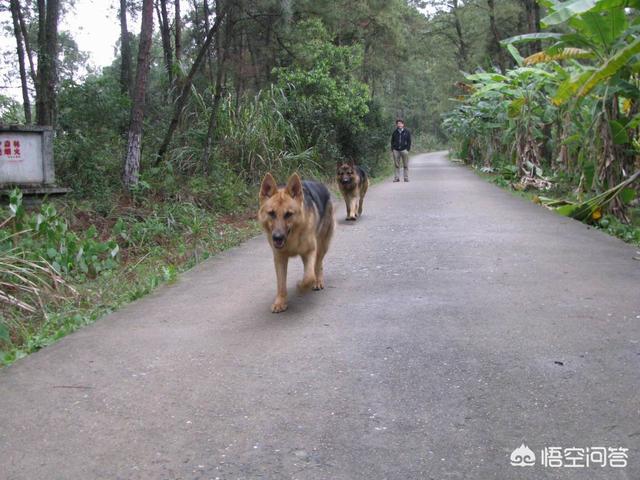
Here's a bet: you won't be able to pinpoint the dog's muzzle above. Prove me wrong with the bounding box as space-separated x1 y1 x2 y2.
341 177 352 184
272 232 286 249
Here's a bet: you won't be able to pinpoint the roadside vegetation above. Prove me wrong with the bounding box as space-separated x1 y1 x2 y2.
443 0 640 245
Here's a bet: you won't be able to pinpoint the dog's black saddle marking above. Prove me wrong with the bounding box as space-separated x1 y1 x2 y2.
303 180 331 220
354 165 368 183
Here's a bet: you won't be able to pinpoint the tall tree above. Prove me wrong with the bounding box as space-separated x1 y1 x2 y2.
119 0 132 96
123 0 154 190
174 0 182 65
36 0 60 126
519 0 541 54
487 0 506 72
157 0 174 86
16 1 36 84
202 0 228 173
156 8 226 163
9 0 32 123
450 0 468 70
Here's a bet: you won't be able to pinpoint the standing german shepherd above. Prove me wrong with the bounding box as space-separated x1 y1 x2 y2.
258 173 335 313
336 161 369 221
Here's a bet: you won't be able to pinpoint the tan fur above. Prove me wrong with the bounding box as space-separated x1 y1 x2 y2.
258 173 335 313
336 162 369 221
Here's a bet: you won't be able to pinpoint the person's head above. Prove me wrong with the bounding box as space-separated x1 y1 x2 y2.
396 119 405 129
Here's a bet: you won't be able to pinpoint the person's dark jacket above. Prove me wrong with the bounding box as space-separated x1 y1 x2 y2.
391 128 411 151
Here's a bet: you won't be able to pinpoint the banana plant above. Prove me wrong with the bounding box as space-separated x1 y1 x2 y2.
502 0 640 219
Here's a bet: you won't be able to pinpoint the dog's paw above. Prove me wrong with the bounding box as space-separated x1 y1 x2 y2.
271 301 288 313
297 277 316 293
312 279 324 290
346 216 356 221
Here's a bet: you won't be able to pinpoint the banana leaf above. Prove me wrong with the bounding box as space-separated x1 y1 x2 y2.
553 169 640 221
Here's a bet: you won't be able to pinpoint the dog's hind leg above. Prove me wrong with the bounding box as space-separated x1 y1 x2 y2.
358 180 369 217
314 204 335 290
271 254 288 313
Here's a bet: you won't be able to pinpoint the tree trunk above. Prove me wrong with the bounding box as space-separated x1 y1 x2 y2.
119 0 132 96
203 0 214 82
123 0 154 190
14 0 36 85
175 0 182 65
10 0 32 123
451 0 468 70
520 0 541 55
36 0 60 126
157 0 174 87
156 8 227 164
202 0 227 174
487 0 506 72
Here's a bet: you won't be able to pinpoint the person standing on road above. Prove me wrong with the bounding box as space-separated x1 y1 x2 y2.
391 119 411 182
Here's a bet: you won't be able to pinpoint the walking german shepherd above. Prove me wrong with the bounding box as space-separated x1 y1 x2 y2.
258 173 335 313
336 161 369 221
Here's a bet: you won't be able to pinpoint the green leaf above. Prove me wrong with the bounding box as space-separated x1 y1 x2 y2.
556 204 579 216
610 120 630 144
626 112 640 129
507 44 524 67
501 32 564 46
542 0 598 26
0 323 10 343
577 37 640 98
508 97 526 118
553 69 595 105
620 187 637 204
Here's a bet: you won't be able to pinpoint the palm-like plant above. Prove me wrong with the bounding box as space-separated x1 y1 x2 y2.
502 0 640 219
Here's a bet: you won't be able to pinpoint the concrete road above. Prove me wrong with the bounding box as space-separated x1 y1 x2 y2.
1 151 639 480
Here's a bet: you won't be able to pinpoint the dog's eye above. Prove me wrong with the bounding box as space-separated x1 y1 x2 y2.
284 211 293 219
268 211 276 218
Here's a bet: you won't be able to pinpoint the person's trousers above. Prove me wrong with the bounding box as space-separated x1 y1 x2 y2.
392 149 410 180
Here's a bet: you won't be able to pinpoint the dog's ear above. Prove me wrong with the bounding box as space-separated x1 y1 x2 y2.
348 158 355 166
260 173 278 203
285 173 303 200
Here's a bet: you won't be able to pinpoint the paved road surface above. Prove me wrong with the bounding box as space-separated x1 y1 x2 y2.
1 152 639 479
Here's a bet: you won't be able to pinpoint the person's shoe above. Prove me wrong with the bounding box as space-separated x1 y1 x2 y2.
393 178 400 182
404 178 409 182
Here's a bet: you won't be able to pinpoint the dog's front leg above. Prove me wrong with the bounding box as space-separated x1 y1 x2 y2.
297 249 317 292
344 198 352 220
350 195 359 218
272 253 288 313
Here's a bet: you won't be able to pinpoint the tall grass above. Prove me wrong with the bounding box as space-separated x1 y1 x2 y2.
216 87 321 182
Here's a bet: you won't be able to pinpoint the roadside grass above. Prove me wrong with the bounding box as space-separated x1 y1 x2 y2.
0 193 260 366
1 153 398 366
455 155 640 247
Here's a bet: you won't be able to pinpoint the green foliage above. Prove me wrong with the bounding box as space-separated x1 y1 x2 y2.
55 75 130 198
2 189 119 279
445 0 640 224
274 19 370 166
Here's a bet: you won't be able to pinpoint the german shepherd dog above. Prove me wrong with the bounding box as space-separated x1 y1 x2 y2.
258 173 335 313
336 161 369 221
